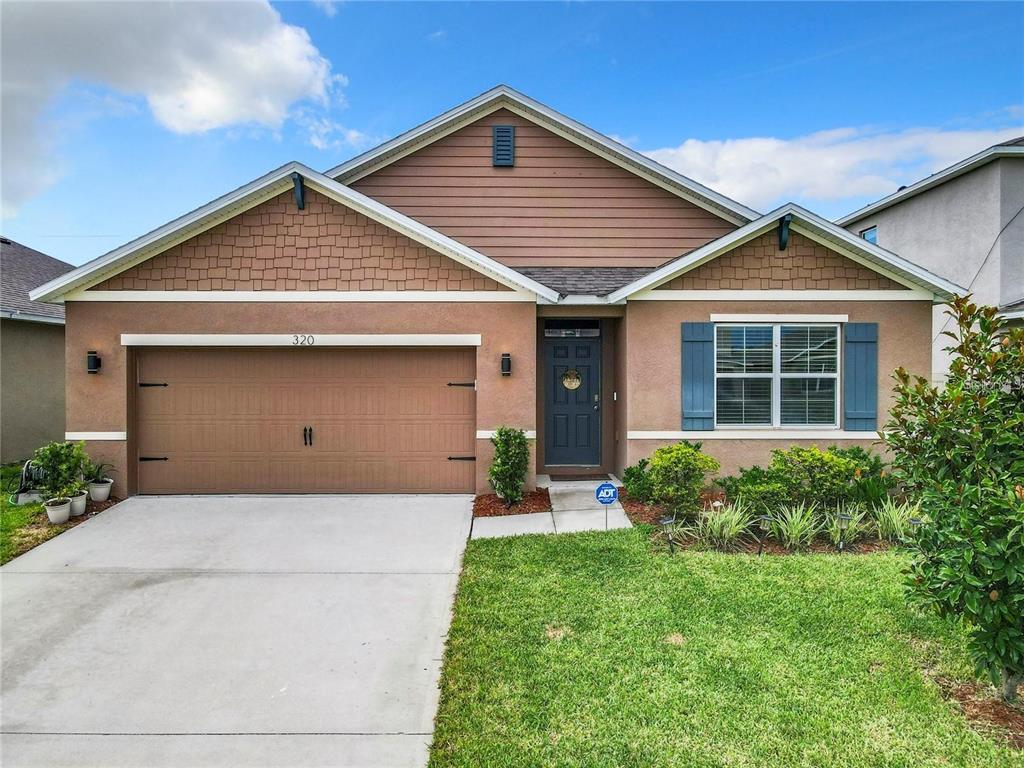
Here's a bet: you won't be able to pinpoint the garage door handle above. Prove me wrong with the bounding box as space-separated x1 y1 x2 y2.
303 426 309 446
308 426 314 446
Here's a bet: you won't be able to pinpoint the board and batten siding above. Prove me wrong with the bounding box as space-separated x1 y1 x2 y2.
350 109 736 267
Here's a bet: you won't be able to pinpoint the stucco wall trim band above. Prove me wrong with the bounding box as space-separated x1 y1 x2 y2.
631 289 932 301
66 431 127 441
710 313 848 322
476 430 537 439
121 333 483 347
628 430 877 440
73 291 535 303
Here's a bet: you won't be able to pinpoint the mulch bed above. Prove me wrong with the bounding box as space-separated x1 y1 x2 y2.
934 676 1024 749
473 488 552 517
618 488 668 526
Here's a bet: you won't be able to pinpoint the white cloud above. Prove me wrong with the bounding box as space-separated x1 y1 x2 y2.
428 29 447 42
296 111 376 152
645 121 1024 215
1 1 344 217
312 0 340 18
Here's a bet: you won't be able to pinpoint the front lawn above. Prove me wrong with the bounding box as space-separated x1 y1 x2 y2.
430 528 1022 767
0 463 112 565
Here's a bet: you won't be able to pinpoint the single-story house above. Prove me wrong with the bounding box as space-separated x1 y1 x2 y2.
1 238 75 463
30 86 961 497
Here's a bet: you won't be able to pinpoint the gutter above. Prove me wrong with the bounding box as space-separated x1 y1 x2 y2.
0 309 65 325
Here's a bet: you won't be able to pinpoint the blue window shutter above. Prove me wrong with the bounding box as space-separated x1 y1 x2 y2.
492 125 515 166
843 323 878 431
681 322 715 430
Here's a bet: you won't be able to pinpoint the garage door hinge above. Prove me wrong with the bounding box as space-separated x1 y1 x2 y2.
446 382 475 388
138 382 168 387
139 456 169 462
447 456 476 461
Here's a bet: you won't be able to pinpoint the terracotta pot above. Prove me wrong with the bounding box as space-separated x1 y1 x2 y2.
70 492 88 517
88 479 113 502
44 499 71 525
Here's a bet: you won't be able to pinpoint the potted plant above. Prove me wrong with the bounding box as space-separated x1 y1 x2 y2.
43 483 77 524
70 482 89 516
84 460 116 502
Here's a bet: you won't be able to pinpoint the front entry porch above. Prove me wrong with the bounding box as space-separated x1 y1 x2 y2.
536 316 621 478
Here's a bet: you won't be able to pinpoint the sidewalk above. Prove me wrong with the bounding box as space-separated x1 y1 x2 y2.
471 476 632 539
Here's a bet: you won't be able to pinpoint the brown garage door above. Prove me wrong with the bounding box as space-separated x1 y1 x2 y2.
135 347 476 494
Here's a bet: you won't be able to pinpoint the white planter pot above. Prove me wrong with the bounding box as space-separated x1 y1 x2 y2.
88 479 113 502
70 492 88 517
44 499 71 525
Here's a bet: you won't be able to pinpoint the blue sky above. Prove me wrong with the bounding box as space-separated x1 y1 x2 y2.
1 1 1021 265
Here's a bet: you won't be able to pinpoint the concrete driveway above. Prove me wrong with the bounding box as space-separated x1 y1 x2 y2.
1 495 473 768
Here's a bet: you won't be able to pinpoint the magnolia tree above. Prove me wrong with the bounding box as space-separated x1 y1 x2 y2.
885 296 1024 702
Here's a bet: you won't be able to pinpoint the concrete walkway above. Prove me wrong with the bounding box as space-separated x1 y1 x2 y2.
471 477 632 539
1 495 473 768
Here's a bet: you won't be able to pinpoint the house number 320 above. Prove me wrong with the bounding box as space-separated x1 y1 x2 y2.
292 334 315 346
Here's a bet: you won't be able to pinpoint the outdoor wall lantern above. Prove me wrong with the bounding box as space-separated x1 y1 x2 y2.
86 350 102 374
500 353 512 376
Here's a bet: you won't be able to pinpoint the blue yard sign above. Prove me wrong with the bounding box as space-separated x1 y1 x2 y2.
595 482 618 505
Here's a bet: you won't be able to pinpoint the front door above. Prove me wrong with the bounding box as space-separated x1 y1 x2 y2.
544 334 601 466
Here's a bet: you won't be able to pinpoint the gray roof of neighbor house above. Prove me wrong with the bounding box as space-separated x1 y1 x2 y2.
836 138 1024 226
0 238 75 322
518 266 657 296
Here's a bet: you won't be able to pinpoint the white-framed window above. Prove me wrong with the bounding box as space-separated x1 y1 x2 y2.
714 324 840 428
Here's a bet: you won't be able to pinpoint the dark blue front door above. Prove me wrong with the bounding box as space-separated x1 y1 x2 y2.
544 336 601 466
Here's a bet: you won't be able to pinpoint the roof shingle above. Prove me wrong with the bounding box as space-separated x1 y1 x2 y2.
516 266 656 296
0 238 75 321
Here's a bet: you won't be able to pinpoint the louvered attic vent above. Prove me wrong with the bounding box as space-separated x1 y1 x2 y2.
492 125 515 167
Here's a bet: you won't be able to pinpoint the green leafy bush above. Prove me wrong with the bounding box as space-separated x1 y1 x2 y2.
767 446 859 508
872 497 919 543
770 502 820 551
488 427 530 505
885 296 1024 701
83 459 116 484
32 441 88 500
647 442 720 515
694 500 752 551
621 458 655 503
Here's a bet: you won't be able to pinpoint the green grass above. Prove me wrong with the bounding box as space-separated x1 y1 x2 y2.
1 462 69 565
430 528 1022 768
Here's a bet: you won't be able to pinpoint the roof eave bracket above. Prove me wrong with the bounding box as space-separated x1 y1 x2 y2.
291 172 305 210
778 213 793 251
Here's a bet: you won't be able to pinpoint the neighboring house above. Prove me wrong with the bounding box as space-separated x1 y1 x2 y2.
1 238 75 463
838 138 1024 381
30 86 960 497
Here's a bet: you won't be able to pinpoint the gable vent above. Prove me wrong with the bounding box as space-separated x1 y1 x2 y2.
492 125 515 167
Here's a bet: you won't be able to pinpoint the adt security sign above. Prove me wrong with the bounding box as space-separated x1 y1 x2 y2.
595 482 618 505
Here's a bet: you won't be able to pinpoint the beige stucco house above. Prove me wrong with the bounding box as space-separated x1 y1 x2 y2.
30 87 961 497
1 238 75 463
839 138 1024 379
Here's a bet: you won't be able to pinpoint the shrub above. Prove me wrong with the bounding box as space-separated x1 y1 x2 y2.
872 497 919 543
767 446 859 508
32 441 88 500
885 296 1024 701
83 459 116 484
695 500 752 551
488 427 530 505
824 503 871 548
621 458 655 503
647 442 720 515
770 502 820 551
